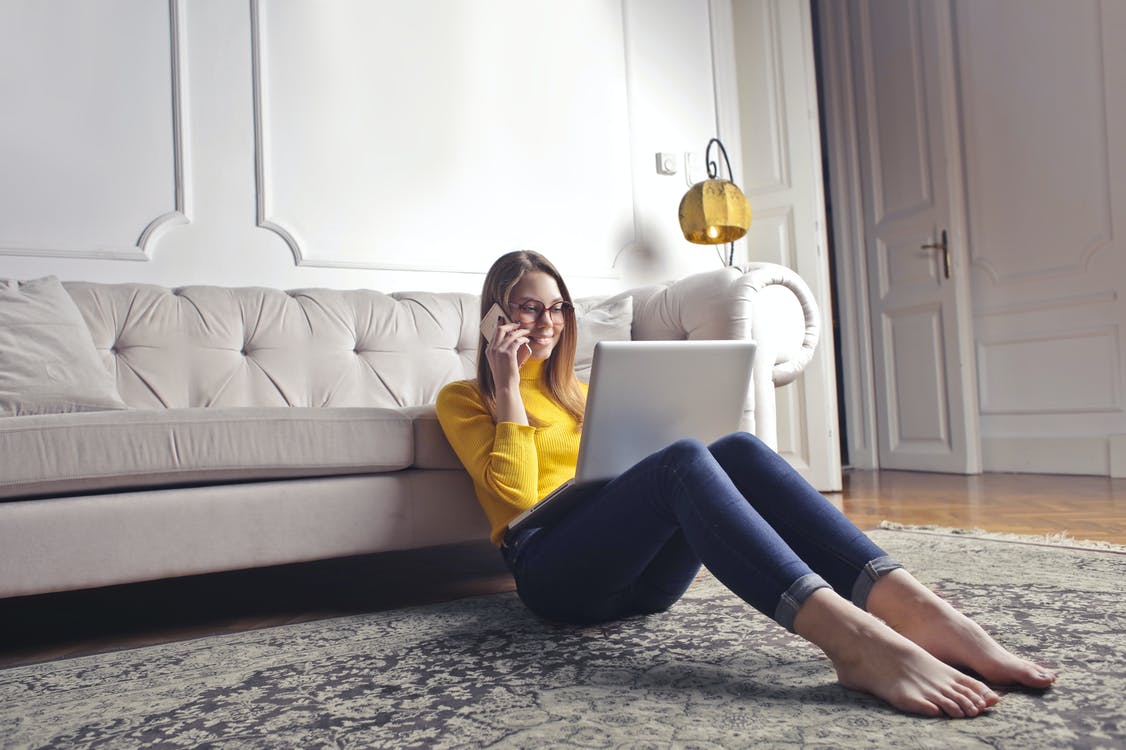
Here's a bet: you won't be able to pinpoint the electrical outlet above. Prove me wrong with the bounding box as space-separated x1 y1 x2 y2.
655 152 678 175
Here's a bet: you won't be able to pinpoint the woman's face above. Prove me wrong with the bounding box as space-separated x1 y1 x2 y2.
507 270 567 361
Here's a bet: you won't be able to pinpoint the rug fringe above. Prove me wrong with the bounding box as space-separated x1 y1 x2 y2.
876 521 1126 552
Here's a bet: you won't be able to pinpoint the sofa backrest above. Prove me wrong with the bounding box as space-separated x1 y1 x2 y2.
61 282 652 410
64 283 483 409
53 266 799 414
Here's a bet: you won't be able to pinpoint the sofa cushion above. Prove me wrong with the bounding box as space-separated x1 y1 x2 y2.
0 407 413 500
0 277 127 417
573 294 633 381
400 404 463 470
62 283 479 410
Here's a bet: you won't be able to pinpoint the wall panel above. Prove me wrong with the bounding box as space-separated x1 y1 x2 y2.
0 0 186 260
954 0 1126 472
977 329 1120 415
252 0 635 278
957 0 1112 284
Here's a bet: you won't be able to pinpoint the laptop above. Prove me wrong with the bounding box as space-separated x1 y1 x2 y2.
506 339 757 534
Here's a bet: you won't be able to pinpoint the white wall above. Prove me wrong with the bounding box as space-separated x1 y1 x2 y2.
0 0 726 299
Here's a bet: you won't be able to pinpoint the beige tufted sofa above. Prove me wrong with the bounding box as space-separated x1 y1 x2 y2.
0 264 819 598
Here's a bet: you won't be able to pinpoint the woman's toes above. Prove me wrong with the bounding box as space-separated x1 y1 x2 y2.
1024 665 1058 688
906 696 942 718
935 692 967 718
951 691 978 717
986 656 1057 689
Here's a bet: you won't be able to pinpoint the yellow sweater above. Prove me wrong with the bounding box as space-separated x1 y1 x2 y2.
435 359 585 545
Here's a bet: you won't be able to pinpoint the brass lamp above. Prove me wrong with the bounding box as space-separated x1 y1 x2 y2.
678 138 751 266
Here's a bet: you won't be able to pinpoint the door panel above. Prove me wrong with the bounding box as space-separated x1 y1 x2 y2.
885 305 950 447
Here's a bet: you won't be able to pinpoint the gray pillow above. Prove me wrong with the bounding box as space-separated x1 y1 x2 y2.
0 276 127 417
573 295 633 382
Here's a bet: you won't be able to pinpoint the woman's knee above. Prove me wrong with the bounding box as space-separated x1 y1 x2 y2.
709 431 772 463
711 430 764 451
657 438 712 467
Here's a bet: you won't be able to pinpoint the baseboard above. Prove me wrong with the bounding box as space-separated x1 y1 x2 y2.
982 436 1110 476
1111 435 1126 479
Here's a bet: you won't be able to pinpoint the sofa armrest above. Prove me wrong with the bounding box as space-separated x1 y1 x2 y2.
620 263 821 449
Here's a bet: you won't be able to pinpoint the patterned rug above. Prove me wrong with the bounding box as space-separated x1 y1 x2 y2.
2 529 1124 749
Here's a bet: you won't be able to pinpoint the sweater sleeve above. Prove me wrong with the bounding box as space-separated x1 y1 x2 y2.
436 380 541 517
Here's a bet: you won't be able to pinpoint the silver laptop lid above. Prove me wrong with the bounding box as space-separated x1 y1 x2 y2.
574 339 756 483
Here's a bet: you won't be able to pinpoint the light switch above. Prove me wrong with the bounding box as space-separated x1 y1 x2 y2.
684 151 702 185
655 152 678 175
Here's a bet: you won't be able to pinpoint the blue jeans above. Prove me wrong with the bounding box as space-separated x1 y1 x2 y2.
502 433 901 630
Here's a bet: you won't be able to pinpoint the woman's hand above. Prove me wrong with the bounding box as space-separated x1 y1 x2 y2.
485 317 531 380
485 317 532 425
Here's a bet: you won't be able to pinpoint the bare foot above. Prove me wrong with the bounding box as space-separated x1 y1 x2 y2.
794 589 1000 718
867 569 1057 690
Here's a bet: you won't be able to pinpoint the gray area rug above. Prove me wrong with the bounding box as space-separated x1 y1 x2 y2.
2 529 1124 749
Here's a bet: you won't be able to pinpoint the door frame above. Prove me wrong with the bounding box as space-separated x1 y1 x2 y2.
815 0 982 472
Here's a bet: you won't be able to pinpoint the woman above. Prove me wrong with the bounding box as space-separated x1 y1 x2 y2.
436 250 1056 718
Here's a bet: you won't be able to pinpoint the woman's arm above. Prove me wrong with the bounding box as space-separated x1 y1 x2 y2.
437 381 540 513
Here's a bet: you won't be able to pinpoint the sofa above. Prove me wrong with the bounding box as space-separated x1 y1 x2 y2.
0 264 819 599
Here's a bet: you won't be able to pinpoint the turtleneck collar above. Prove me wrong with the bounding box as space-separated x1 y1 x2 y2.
520 357 548 382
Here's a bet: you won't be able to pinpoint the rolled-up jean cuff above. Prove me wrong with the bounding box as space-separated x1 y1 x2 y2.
774 572 832 633
850 555 905 609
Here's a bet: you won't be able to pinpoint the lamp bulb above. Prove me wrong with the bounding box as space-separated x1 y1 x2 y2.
706 225 719 239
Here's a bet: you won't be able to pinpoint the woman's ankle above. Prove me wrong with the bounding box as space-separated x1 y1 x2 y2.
793 588 875 657
866 568 944 626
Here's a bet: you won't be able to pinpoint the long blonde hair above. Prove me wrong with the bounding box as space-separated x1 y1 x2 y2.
477 250 585 425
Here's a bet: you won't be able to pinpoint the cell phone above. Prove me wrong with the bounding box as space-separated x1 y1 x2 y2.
479 302 511 344
479 302 530 353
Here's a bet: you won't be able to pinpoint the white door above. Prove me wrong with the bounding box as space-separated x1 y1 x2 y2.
849 0 981 472
716 0 841 490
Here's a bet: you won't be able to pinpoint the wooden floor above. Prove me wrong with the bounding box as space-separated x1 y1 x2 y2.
2 469 1125 669
835 469 1126 544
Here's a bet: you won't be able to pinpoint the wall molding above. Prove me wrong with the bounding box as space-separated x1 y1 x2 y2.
974 289 1117 318
138 0 190 255
250 0 638 275
249 0 301 268
1110 435 1126 478
0 0 188 262
961 0 1114 286
983 436 1110 476
976 325 1122 415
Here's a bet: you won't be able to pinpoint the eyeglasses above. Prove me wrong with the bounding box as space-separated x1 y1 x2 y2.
507 300 574 323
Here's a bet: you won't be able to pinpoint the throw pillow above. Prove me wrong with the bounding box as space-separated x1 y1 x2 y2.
573 295 633 382
0 276 127 417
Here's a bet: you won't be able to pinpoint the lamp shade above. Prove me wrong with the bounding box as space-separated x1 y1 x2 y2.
678 178 752 244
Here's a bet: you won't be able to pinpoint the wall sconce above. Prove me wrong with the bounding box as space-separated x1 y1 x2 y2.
678 138 751 267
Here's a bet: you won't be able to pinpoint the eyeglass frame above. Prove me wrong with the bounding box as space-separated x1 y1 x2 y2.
505 299 575 323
